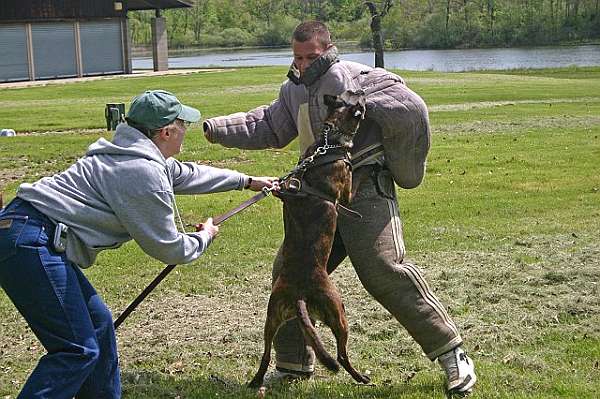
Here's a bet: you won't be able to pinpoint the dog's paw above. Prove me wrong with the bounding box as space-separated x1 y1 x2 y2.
256 386 267 398
359 374 372 384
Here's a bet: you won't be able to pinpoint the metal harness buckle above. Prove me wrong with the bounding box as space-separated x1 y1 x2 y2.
286 178 302 193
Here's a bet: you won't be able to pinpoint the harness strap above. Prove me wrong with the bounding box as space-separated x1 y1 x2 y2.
279 181 362 220
352 143 385 168
337 203 363 219
278 137 362 219
309 151 352 169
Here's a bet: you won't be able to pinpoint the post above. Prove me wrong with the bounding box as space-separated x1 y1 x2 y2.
25 23 35 81
74 21 83 78
151 9 168 72
105 103 126 131
122 17 133 74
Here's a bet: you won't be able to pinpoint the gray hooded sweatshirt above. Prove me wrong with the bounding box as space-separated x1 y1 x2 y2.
17 123 249 268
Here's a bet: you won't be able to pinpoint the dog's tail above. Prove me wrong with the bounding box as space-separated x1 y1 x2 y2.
296 299 340 372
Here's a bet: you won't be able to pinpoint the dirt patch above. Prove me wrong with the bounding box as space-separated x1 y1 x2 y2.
2 235 598 395
112 234 600 371
429 97 600 112
434 114 600 135
218 83 282 95
1 128 106 136
0 69 226 90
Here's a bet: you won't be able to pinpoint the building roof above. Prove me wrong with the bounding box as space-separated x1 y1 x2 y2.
127 0 193 11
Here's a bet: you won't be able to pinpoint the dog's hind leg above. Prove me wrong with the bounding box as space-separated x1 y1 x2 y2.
297 299 340 372
319 289 371 384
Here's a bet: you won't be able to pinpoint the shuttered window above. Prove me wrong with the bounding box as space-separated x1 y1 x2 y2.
80 19 124 75
31 22 77 79
0 24 29 82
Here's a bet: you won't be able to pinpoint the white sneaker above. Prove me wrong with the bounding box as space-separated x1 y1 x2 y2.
438 347 477 395
262 368 312 386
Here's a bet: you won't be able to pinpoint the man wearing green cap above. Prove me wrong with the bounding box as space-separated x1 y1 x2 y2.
0 90 275 398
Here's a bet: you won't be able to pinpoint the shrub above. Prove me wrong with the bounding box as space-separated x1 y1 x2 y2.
220 27 257 47
257 14 299 47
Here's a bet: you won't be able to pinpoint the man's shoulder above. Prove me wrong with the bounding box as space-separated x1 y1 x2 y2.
279 78 308 101
102 154 166 180
313 60 370 94
332 60 374 75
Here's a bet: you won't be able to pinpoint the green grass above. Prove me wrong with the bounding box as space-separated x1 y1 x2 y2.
1 66 599 398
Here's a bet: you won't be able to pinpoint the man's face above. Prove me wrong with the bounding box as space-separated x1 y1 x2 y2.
292 37 329 77
170 119 188 155
160 119 188 158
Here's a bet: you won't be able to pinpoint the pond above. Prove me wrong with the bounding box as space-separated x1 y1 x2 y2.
132 44 600 72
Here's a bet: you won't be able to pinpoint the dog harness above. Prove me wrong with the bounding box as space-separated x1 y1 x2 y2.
276 128 362 219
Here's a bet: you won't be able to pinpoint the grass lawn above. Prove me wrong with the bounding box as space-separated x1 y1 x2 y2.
1 66 599 398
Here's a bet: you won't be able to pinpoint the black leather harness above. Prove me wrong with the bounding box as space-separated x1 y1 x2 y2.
277 148 362 219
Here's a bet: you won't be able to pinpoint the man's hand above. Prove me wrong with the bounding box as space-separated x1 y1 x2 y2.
196 217 219 238
246 176 279 192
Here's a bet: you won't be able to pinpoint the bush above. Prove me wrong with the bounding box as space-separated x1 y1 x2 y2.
413 12 451 48
196 33 226 48
220 27 256 47
257 14 299 47
329 18 369 42
169 31 195 47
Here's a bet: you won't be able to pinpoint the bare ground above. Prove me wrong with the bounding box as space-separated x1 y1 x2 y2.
2 234 598 394
429 97 600 112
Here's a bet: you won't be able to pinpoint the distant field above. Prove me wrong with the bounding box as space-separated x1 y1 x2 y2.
1 66 599 398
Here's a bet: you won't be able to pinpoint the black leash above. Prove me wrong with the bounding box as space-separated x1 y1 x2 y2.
115 121 360 330
113 188 271 330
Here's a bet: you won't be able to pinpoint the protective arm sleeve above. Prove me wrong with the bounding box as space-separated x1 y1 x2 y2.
203 87 297 149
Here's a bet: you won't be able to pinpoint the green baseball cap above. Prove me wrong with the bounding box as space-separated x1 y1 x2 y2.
126 90 201 130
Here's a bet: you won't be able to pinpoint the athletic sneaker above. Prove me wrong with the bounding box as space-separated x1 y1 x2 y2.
262 367 312 386
438 347 477 395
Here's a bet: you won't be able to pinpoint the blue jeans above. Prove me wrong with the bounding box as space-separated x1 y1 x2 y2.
0 198 121 398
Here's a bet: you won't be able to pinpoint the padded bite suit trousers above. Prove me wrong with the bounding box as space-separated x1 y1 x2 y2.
271 167 462 372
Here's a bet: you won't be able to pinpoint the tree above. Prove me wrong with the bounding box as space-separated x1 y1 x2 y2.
125 0 600 49
365 0 393 67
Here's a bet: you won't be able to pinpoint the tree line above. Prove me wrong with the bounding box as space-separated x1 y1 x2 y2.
128 0 600 49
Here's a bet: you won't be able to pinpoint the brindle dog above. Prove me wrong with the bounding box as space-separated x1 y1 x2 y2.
249 93 371 388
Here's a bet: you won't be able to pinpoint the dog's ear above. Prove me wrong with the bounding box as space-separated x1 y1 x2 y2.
339 90 365 107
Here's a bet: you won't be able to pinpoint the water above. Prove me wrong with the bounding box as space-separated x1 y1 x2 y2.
132 44 600 72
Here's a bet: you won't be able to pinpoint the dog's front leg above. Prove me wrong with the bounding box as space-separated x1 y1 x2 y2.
248 340 272 388
248 291 289 388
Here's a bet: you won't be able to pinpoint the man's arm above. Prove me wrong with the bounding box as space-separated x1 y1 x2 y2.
168 158 247 194
106 168 215 265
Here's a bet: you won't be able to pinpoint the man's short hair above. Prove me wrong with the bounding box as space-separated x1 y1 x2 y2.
292 21 332 47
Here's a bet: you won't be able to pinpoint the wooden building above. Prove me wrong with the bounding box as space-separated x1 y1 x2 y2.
0 0 192 83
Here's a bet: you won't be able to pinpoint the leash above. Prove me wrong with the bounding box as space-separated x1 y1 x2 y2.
115 120 359 329
113 187 273 330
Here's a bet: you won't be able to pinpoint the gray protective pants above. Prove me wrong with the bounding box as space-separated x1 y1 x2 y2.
272 166 462 372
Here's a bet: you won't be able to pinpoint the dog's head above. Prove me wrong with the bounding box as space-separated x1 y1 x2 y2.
322 92 366 149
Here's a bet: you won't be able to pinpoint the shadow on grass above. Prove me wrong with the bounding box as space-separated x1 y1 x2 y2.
122 370 444 399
